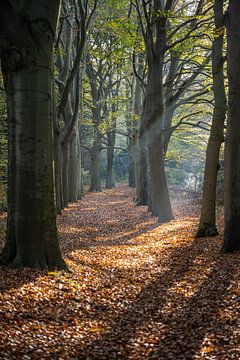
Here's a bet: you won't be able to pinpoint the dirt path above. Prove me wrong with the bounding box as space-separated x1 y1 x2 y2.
0 186 239 359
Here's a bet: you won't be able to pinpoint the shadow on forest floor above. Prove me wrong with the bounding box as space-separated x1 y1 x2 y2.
0 186 239 360
81 237 237 359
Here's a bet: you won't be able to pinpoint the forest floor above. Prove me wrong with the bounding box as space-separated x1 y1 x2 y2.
0 185 239 360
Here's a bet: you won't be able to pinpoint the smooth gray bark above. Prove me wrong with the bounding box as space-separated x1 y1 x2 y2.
145 55 173 221
0 0 67 270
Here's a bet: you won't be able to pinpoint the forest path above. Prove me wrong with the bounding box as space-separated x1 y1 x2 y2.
0 186 240 359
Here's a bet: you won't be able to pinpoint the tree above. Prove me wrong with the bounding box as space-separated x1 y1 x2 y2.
131 0 211 221
55 0 98 209
132 0 176 221
222 0 240 252
106 82 118 189
0 0 67 270
131 53 148 204
196 0 226 238
86 54 105 192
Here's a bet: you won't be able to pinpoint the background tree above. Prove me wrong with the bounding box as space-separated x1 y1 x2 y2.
55 0 98 209
131 0 210 221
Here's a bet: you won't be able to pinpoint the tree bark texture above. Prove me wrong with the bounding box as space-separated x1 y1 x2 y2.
136 0 174 221
197 0 226 238
145 57 173 221
0 0 67 269
222 0 240 252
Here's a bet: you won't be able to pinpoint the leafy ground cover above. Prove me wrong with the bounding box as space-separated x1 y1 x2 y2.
0 186 239 359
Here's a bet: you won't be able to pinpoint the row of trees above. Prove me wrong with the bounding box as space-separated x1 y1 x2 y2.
0 0 239 270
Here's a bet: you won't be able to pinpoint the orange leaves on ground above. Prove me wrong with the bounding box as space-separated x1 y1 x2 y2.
0 186 240 359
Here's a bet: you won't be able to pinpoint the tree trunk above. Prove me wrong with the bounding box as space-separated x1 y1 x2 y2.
145 58 173 221
52 64 62 214
54 133 63 213
62 144 69 208
90 134 102 192
222 0 240 252
127 77 136 188
68 132 80 202
77 129 83 200
128 138 135 188
132 54 143 200
137 128 149 205
196 0 226 237
106 133 115 189
106 108 116 189
133 135 140 199
163 106 175 156
135 97 149 205
148 123 173 222
0 1 66 269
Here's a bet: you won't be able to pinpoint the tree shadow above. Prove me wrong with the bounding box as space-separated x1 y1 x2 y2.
1 224 237 360
59 203 161 254
78 237 237 359
146 254 236 359
0 267 43 292
0 229 203 359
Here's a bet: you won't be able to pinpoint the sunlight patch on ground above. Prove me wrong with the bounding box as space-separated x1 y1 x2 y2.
0 186 239 359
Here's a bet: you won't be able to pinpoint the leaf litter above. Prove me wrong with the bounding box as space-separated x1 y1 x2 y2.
0 185 239 359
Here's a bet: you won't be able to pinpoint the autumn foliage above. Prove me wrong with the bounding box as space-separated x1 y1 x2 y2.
0 186 239 359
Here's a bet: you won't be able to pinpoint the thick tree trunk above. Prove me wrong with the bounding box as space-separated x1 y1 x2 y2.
196 0 226 238
148 123 173 222
0 0 66 269
222 0 240 252
145 59 173 221
197 145 222 237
